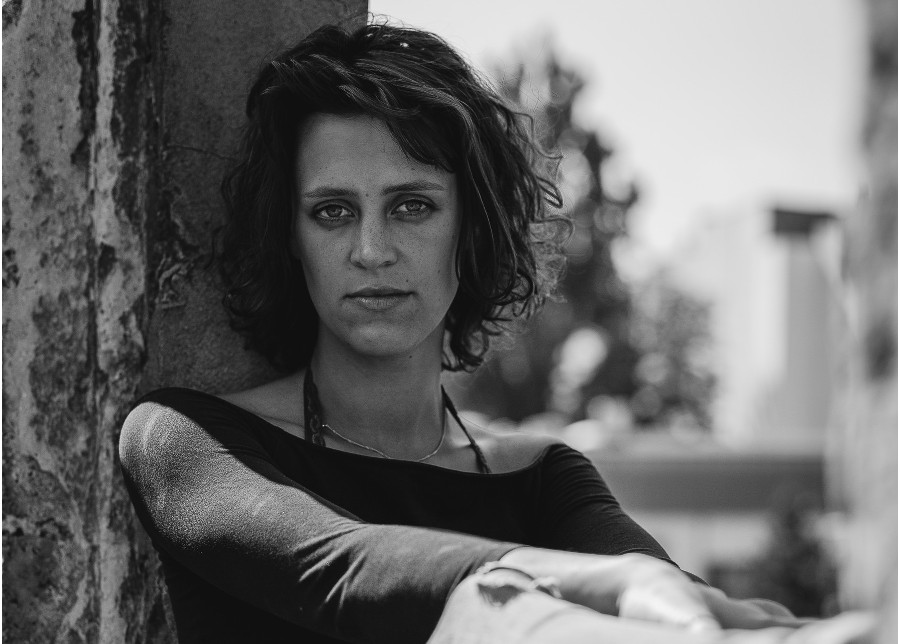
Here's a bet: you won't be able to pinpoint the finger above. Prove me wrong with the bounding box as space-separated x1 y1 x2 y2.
686 614 724 633
700 589 810 630
742 599 796 620
781 612 876 644
718 627 797 643
618 575 723 632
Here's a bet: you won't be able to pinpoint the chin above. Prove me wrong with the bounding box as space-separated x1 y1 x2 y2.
342 323 442 361
346 336 423 360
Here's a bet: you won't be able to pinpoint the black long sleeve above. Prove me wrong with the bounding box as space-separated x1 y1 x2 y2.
119 388 692 643
534 445 671 556
534 446 706 586
119 394 518 644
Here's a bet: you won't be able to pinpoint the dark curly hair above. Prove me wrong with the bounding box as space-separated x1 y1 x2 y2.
219 21 568 373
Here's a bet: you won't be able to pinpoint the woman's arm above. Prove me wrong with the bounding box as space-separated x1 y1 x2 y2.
499 444 803 630
431 571 867 644
430 568 726 644
495 548 805 630
120 400 798 643
119 400 515 643
530 444 686 563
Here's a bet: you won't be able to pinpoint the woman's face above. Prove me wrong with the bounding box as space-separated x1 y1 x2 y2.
292 113 461 362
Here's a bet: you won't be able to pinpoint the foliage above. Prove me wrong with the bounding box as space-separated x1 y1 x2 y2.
708 495 839 618
454 39 714 432
628 272 716 429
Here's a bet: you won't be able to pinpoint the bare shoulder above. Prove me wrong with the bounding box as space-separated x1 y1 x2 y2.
119 399 208 475
216 373 305 436
120 376 297 471
217 374 301 418
459 417 564 473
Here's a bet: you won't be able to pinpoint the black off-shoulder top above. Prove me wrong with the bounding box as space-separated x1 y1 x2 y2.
119 387 679 644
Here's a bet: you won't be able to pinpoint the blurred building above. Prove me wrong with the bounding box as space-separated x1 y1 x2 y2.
573 205 846 604
668 204 846 451
583 436 825 584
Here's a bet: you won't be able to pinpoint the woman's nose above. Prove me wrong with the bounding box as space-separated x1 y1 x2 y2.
349 215 397 269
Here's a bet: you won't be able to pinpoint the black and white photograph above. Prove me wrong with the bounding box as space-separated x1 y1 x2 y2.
2 1 895 642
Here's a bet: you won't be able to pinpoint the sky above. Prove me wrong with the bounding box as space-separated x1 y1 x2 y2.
368 0 866 263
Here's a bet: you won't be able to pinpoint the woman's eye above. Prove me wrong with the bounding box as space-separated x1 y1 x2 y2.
393 199 432 218
314 204 352 222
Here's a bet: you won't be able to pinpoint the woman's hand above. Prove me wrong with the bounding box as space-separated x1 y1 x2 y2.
695 588 812 629
613 554 723 631
498 549 806 632
433 563 857 644
589 555 812 632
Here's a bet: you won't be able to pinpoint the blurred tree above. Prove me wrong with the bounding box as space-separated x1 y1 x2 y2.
708 495 839 618
452 39 639 423
628 271 716 429
453 38 714 433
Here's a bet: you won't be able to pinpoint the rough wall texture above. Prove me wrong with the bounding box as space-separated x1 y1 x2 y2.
829 0 897 642
144 0 366 394
3 1 156 640
2 1 365 641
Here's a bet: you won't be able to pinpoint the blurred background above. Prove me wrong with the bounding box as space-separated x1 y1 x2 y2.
372 0 869 617
3 0 893 640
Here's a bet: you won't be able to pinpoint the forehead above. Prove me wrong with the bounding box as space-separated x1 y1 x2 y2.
294 114 453 191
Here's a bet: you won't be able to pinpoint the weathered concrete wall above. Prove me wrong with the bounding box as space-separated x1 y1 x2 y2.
144 0 366 394
829 0 897 642
2 1 365 641
3 1 158 641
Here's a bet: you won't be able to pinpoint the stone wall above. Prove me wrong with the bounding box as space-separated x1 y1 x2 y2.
2 1 365 641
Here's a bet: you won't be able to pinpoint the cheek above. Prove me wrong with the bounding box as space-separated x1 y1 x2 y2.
422 228 457 273
297 237 332 294
296 222 330 271
445 222 462 281
290 213 306 260
435 230 461 296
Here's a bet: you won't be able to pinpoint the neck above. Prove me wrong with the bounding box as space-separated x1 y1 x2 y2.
307 331 446 457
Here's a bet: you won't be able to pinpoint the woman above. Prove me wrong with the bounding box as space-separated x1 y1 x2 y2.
119 21 799 644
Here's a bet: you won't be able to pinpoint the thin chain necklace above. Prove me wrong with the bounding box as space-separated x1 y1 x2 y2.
304 368 447 462
324 410 447 462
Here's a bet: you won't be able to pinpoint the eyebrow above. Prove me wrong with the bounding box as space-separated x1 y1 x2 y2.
301 180 447 200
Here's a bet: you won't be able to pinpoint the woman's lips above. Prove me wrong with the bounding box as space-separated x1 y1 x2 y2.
346 290 412 311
